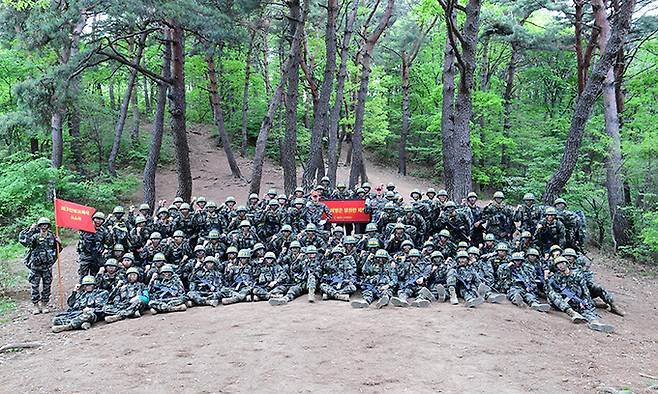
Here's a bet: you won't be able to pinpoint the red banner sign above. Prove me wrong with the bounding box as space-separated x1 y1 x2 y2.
55 198 97 233
322 200 371 223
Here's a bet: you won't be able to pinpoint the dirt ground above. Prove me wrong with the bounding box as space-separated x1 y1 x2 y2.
1 127 657 393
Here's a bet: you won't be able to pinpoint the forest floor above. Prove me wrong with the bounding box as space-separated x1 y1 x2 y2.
1 125 657 393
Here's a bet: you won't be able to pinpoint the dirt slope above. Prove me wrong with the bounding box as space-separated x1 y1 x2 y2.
1 126 657 393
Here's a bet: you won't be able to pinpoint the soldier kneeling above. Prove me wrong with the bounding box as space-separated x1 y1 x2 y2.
52 276 109 333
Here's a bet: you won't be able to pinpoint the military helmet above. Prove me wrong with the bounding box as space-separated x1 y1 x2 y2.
337 183 346 190
194 245 206 253
203 256 218 264
295 187 304 193
423 240 435 248
112 206 125 214
408 249 421 258
394 223 406 230
549 244 562 253
386 182 395 190
315 185 325 191
104 258 119 267
332 226 345 234
237 249 251 259
196 196 207 204
157 207 169 216
384 201 396 210
277 194 288 201
426 188 436 195
445 201 458 209
410 189 421 197
457 241 469 248
135 215 148 225
126 267 140 275
267 188 277 196
206 201 218 209
438 229 451 238
467 246 480 255
236 205 247 212
495 243 509 252
523 193 536 201
139 203 150 211
467 192 478 199
268 199 279 206
153 253 166 262
437 189 448 197
80 275 96 286
430 251 444 259
113 244 125 252
253 243 265 251
521 231 532 239
173 197 184 204
226 246 238 254
208 229 220 239
554 198 567 206
92 212 106 221
239 220 251 228
293 198 305 206
225 196 237 203
305 223 317 232
122 253 135 261
562 248 577 257
179 203 191 211
375 249 389 259
356 188 366 194
289 241 301 249
403 204 414 212
456 251 469 259
526 248 540 257
552 256 569 269
511 252 525 261
493 191 505 199
367 238 380 248
281 224 293 232
401 239 414 248
484 233 496 241
331 246 345 255
249 193 259 200
362 182 371 189
305 245 318 254
264 251 277 259
159 264 174 273
321 176 330 183
168 204 178 211
173 230 185 238
149 232 162 240
384 191 395 199
365 223 378 232
37 217 51 226
545 207 557 216
343 236 357 245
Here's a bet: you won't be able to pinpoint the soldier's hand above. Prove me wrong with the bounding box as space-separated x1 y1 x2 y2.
536 223 543 230
416 278 423 285
83 307 93 313
268 280 277 288
152 272 158 280
30 223 37 231
129 205 136 213
74 284 81 291
130 296 140 303
98 267 105 274
381 284 389 290
432 265 438 272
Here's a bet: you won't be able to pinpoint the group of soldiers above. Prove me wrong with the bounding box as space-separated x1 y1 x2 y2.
18 178 622 334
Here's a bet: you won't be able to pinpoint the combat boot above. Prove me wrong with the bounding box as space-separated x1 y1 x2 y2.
588 320 615 333
252 295 261 302
477 283 491 297
566 308 587 324
40 302 50 314
322 293 329 301
308 288 316 303
351 299 369 309
81 322 92 330
186 300 194 308
511 293 525 307
222 296 240 305
269 297 289 306
375 295 390 309
171 304 187 312
465 296 484 308
449 287 458 305
209 299 220 307
32 303 41 315
391 296 409 307
487 292 506 304
411 298 431 308
133 310 141 318
150 308 158 315
418 287 435 302
104 315 123 323
335 294 350 302
51 324 73 333
530 302 550 312
245 295 252 302
435 284 446 302
609 302 625 317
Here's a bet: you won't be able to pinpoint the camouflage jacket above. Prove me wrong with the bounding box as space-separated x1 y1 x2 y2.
95 271 126 293
225 262 255 289
18 229 58 270
256 263 289 286
319 256 357 285
66 288 109 313
396 258 432 289
496 262 538 294
108 281 149 306
149 275 186 299
306 201 332 224
78 227 112 259
514 204 544 233
189 268 225 292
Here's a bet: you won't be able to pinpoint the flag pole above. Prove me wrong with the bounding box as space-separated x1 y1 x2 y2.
53 189 64 309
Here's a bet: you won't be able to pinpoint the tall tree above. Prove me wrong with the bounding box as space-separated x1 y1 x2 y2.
240 28 257 157
543 0 635 203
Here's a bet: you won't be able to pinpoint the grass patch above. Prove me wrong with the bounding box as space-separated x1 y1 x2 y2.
0 297 16 318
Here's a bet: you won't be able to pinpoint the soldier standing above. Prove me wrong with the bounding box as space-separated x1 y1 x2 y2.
19 217 59 314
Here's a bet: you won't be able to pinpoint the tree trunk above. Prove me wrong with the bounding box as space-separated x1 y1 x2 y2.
207 54 243 178
143 28 172 210
575 0 585 96
501 40 519 170
143 76 152 115
108 33 147 176
349 0 395 189
67 31 86 177
543 0 635 204
592 0 630 249
109 80 116 111
327 0 360 187
440 32 456 193
168 21 193 201
240 30 257 157
262 31 271 98
302 0 338 189
399 51 409 176
51 111 64 168
130 76 140 146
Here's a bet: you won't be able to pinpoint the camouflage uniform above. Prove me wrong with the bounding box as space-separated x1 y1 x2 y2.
318 252 357 299
187 265 227 306
52 286 109 330
252 257 290 300
428 254 457 300
223 260 256 302
547 270 598 321
77 226 112 278
95 269 126 293
394 253 434 304
535 217 566 254
103 280 149 319
357 253 397 305
482 202 515 241
514 203 544 233
163 239 193 267
278 251 320 303
148 274 187 312
306 200 332 226
454 263 484 306
19 226 58 305
497 260 544 307
437 209 472 243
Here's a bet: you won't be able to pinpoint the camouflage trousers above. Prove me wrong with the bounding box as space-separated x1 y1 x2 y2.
507 286 540 306
252 285 289 300
319 282 357 298
104 300 146 318
362 287 393 304
149 296 186 312
53 310 98 329
397 284 433 300
586 281 615 305
457 283 480 303
222 286 253 302
187 290 227 306
78 255 103 279
547 290 599 321
28 268 53 304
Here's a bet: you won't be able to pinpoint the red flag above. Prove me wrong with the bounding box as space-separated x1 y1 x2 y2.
321 200 372 223
54 198 97 233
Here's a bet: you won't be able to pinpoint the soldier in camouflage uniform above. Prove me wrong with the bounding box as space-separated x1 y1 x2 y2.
269 244 320 305
433 229 457 259
376 202 400 233
103 267 149 323
148 264 188 313
514 193 543 233
230 220 259 251
199 201 226 237
473 244 506 304
255 199 286 241
172 203 195 239
298 223 328 255
535 207 566 254
129 215 151 262
164 230 193 269
331 183 351 200
52 275 109 333
399 204 427 245
513 231 537 254
317 246 357 302
453 251 485 308
186 256 226 307
391 249 434 308
496 252 550 312
222 249 256 305
178 245 207 289
219 196 237 220
437 201 471 243
365 186 387 223
554 198 586 252
95 258 126 292
204 229 228 261
428 251 458 304
77 212 112 279
252 252 290 301
351 249 397 309
463 192 484 245
107 206 131 250
227 206 250 232
288 198 310 233
306 191 332 227
144 252 168 287
385 223 414 254
139 232 166 268
19 217 59 314
267 224 296 255
480 233 497 260
548 257 615 332
482 191 515 241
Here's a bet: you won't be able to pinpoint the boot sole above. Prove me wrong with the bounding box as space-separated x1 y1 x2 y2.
375 296 390 309
512 294 525 307
391 297 409 307
466 297 484 308
488 294 506 304
413 299 431 308
269 298 288 306
478 283 491 297
588 322 615 333
418 287 435 302
435 285 446 302
351 300 369 309
531 304 550 313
